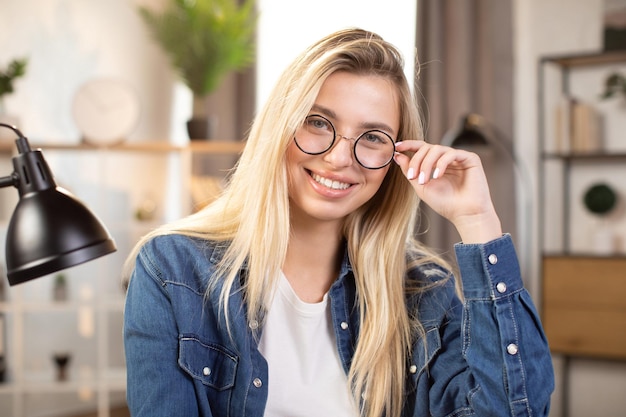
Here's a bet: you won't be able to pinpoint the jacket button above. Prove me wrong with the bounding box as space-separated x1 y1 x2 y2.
496 282 507 293
203 367 211 376
488 254 498 265
340 322 349 330
253 378 263 388
506 343 519 355
249 320 259 330
409 365 417 374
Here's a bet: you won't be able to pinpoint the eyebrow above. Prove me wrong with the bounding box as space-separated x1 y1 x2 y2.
310 104 396 135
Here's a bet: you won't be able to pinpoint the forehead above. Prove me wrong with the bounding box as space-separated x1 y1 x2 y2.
312 71 400 135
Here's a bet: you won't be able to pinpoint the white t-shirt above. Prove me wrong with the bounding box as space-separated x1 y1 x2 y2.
258 272 359 416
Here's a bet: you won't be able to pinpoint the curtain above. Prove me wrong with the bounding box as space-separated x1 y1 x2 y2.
415 0 518 261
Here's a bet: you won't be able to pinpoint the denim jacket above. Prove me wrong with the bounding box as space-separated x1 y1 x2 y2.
124 233 554 416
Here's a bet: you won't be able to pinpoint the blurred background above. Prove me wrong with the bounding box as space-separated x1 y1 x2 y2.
0 0 624 416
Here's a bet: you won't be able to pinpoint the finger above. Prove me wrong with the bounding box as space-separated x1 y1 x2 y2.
422 146 467 183
413 145 451 185
393 140 426 153
393 150 416 179
395 142 443 183
394 140 427 181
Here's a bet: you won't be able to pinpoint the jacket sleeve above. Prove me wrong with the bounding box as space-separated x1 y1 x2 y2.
123 246 204 417
452 234 554 416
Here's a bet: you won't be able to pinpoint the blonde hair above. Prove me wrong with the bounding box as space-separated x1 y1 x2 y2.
124 28 451 417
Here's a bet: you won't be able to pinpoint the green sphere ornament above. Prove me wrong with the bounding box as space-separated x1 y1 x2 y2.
583 183 617 216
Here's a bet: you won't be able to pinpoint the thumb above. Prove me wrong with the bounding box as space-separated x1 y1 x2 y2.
393 152 418 181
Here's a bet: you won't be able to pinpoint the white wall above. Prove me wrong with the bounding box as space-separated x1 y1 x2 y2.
0 0 183 143
0 0 417 143
514 1 626 416
255 0 417 109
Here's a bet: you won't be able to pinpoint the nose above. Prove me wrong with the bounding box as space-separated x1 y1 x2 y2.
323 135 354 168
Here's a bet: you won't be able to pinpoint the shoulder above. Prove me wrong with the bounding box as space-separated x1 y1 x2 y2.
135 234 228 291
141 233 225 262
405 255 459 327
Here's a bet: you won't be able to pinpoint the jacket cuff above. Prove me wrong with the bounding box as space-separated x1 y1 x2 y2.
454 234 523 300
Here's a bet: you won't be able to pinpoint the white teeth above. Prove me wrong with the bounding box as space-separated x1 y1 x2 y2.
312 173 350 190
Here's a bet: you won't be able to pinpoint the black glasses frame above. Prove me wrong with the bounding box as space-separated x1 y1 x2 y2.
294 114 396 170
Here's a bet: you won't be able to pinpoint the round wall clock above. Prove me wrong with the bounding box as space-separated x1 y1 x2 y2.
72 78 141 145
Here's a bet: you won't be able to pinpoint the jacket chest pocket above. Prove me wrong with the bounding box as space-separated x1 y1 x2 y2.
408 326 442 388
178 335 238 391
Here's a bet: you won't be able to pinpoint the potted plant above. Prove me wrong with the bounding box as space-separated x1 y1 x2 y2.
600 71 626 100
0 57 28 130
139 0 257 139
53 273 68 302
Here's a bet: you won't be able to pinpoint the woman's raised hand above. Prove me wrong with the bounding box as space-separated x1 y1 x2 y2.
393 140 502 244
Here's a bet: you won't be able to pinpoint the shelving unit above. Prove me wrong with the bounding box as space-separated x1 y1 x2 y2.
538 51 626 416
0 140 245 417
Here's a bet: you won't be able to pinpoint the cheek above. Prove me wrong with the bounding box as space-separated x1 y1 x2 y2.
366 166 391 190
285 142 303 176
285 141 312 194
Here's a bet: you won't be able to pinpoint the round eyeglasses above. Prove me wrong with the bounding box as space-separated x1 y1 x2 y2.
294 114 396 169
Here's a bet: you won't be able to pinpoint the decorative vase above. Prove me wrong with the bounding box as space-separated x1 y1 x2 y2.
186 115 217 140
53 352 71 381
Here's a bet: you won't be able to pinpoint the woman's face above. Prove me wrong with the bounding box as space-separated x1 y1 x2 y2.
286 71 400 228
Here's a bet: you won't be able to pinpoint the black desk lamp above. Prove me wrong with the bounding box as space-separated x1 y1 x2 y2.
0 123 116 286
441 113 514 156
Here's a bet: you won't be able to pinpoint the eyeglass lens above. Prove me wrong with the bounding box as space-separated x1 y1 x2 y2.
294 115 395 169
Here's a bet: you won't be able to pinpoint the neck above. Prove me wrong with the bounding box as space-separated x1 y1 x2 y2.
283 219 344 303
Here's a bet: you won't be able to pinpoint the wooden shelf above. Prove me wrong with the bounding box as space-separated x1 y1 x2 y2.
541 151 626 160
541 50 626 67
0 140 247 155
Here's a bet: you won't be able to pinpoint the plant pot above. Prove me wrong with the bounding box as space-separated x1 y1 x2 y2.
186 116 217 140
53 352 71 381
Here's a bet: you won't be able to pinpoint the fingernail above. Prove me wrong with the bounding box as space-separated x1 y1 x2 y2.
393 152 401 164
432 168 440 179
407 167 415 180
418 171 425 184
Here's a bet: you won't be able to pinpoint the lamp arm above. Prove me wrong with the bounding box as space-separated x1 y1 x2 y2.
0 123 51 195
0 122 31 152
0 122 27 144
0 173 18 189
0 123 33 191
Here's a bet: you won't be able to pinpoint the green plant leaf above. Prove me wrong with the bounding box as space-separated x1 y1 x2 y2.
139 0 256 96
600 72 626 100
0 57 28 98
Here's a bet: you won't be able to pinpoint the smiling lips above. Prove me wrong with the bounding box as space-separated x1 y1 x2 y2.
311 172 352 190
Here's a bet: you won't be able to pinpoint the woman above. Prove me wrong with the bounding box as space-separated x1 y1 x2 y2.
123 28 554 417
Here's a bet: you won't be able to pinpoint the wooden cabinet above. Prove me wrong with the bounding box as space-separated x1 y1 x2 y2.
542 256 626 359
0 140 244 417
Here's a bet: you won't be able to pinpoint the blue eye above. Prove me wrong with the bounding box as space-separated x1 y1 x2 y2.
360 131 392 147
305 115 333 135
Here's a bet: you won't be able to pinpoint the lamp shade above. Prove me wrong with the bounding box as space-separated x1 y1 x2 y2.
1 137 116 285
6 186 117 286
0 124 116 286
442 114 489 148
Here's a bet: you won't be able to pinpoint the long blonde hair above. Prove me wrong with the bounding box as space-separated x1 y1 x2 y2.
124 28 451 417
